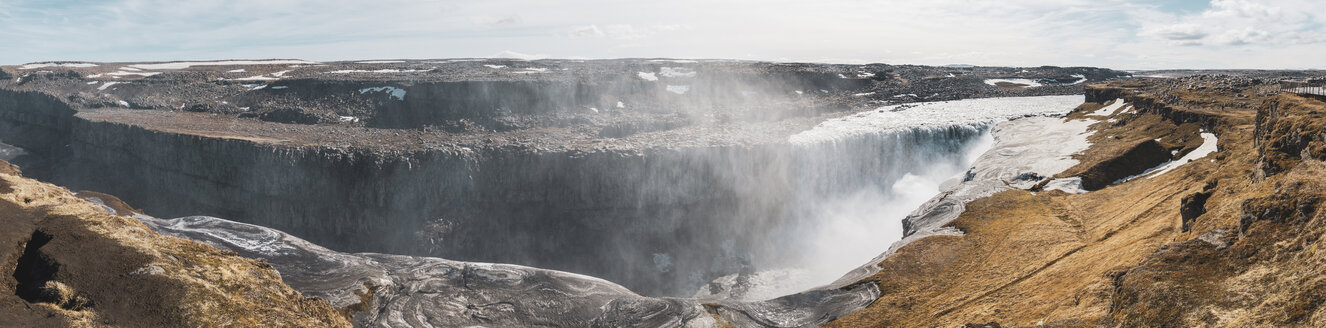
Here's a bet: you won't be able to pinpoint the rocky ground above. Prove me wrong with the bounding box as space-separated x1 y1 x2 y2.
0 160 350 327
1 59 1124 153
825 74 1326 327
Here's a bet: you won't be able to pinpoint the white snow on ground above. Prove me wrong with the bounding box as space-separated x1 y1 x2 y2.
339 116 360 123
514 67 549 74
97 82 122 91
853 92 875 97
85 74 103 78
118 100 130 108
325 69 425 74
893 94 917 98
1044 177 1088 194
648 59 698 63
1088 99 1127 117
659 67 696 78
790 95 1084 145
86 81 99 85
128 60 316 70
271 70 292 77
356 60 406 64
107 71 162 77
984 78 1043 87
483 64 507 69
120 67 143 71
1069 74 1088 85
232 75 278 81
227 69 246 73
359 86 407 100
20 63 98 69
636 72 658 81
665 85 690 94
858 72 876 78
1116 132 1219 184
616 101 625 108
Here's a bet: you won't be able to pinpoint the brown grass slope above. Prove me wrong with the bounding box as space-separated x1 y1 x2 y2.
0 160 350 327
828 80 1326 327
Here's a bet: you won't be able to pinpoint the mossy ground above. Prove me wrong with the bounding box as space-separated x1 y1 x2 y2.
828 80 1326 327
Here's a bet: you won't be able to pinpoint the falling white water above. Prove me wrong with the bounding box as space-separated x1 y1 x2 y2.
716 96 1081 300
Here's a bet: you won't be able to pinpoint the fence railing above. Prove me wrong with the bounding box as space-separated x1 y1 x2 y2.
1281 79 1326 96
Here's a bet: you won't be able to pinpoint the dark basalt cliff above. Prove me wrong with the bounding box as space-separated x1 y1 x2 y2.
0 59 1122 297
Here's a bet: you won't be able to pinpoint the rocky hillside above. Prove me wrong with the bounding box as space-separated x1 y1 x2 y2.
0 160 350 327
827 76 1326 327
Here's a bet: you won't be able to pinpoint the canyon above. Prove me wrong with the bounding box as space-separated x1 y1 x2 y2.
3 59 1325 327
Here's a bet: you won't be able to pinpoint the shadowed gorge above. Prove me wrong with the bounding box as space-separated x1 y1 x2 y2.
6 58 1326 327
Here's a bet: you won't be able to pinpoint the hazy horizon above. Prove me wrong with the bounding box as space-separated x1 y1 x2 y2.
3 0 1324 70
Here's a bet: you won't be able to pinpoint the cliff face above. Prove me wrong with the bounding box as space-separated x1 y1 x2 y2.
830 77 1326 327
0 160 350 327
0 60 1117 297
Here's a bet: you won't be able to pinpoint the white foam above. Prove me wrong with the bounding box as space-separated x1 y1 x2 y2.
129 60 316 70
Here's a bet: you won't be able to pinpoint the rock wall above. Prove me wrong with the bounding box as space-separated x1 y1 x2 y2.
0 88 990 296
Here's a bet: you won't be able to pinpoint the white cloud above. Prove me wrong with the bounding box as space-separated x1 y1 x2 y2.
1136 0 1324 47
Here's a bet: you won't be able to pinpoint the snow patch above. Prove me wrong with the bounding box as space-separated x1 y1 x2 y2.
128 60 316 70
118 100 130 108
227 69 246 73
853 92 875 97
984 78 1043 87
483 65 507 69
1044 177 1088 194
1118 132 1219 183
791 95 1083 145
326 69 425 74
20 63 98 69
107 71 162 77
1088 99 1127 117
658 67 696 78
636 72 658 81
339 116 360 123
97 82 122 91
1069 74 1088 85
356 60 406 64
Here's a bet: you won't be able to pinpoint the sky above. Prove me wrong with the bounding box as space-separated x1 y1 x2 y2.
1 0 1323 70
